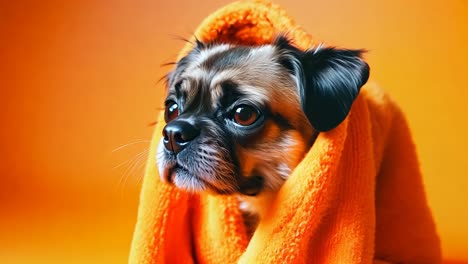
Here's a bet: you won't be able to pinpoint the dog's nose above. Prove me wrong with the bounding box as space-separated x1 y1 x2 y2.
162 120 200 154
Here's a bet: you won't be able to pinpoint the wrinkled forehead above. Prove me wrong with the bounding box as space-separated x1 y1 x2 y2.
167 44 290 111
186 44 277 72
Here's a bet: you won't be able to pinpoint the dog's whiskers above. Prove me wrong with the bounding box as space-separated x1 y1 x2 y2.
161 62 177 67
115 148 149 199
168 34 194 45
112 140 151 153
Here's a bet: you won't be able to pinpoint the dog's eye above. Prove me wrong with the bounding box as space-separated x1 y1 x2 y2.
233 105 259 126
164 100 179 122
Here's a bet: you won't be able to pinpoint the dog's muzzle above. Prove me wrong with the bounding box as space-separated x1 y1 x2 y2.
162 120 200 154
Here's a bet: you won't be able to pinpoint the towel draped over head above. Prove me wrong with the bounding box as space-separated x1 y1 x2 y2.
129 1 441 263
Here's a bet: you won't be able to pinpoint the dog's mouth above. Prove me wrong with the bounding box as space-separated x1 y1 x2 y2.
165 163 200 186
166 164 198 185
161 162 264 196
162 163 234 194
165 163 182 184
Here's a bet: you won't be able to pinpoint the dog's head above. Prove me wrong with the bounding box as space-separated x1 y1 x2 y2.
157 36 369 196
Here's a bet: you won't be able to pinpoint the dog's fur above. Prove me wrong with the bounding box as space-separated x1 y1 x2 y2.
157 36 369 236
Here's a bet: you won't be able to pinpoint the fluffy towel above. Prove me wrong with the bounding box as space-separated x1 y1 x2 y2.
129 1 441 263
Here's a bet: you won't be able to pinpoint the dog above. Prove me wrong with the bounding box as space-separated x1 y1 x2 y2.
157 36 369 236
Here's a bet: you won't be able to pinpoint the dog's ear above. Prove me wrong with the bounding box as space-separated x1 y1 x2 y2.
275 37 370 131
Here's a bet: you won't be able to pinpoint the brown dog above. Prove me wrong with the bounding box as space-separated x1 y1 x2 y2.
157 36 369 235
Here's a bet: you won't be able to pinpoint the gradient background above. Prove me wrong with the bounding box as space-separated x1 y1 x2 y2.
1 0 467 263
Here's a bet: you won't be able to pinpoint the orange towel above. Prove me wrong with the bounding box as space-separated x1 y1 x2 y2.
129 1 441 263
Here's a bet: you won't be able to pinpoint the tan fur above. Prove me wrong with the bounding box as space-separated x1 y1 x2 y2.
159 42 317 233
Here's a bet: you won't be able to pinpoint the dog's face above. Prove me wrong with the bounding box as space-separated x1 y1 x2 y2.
157 36 369 196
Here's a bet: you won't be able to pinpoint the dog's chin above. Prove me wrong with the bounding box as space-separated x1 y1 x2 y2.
159 164 234 195
168 165 207 192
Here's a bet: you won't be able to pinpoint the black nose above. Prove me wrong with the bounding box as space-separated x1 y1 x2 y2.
162 120 200 154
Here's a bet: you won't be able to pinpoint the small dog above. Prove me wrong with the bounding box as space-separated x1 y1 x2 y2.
157 36 369 236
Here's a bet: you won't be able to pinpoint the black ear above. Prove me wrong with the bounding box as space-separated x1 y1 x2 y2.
298 47 370 131
275 36 370 131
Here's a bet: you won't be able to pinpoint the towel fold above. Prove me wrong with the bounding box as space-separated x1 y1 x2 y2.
129 1 441 263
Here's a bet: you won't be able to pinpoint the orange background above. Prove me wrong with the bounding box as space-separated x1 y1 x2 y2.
1 0 467 263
